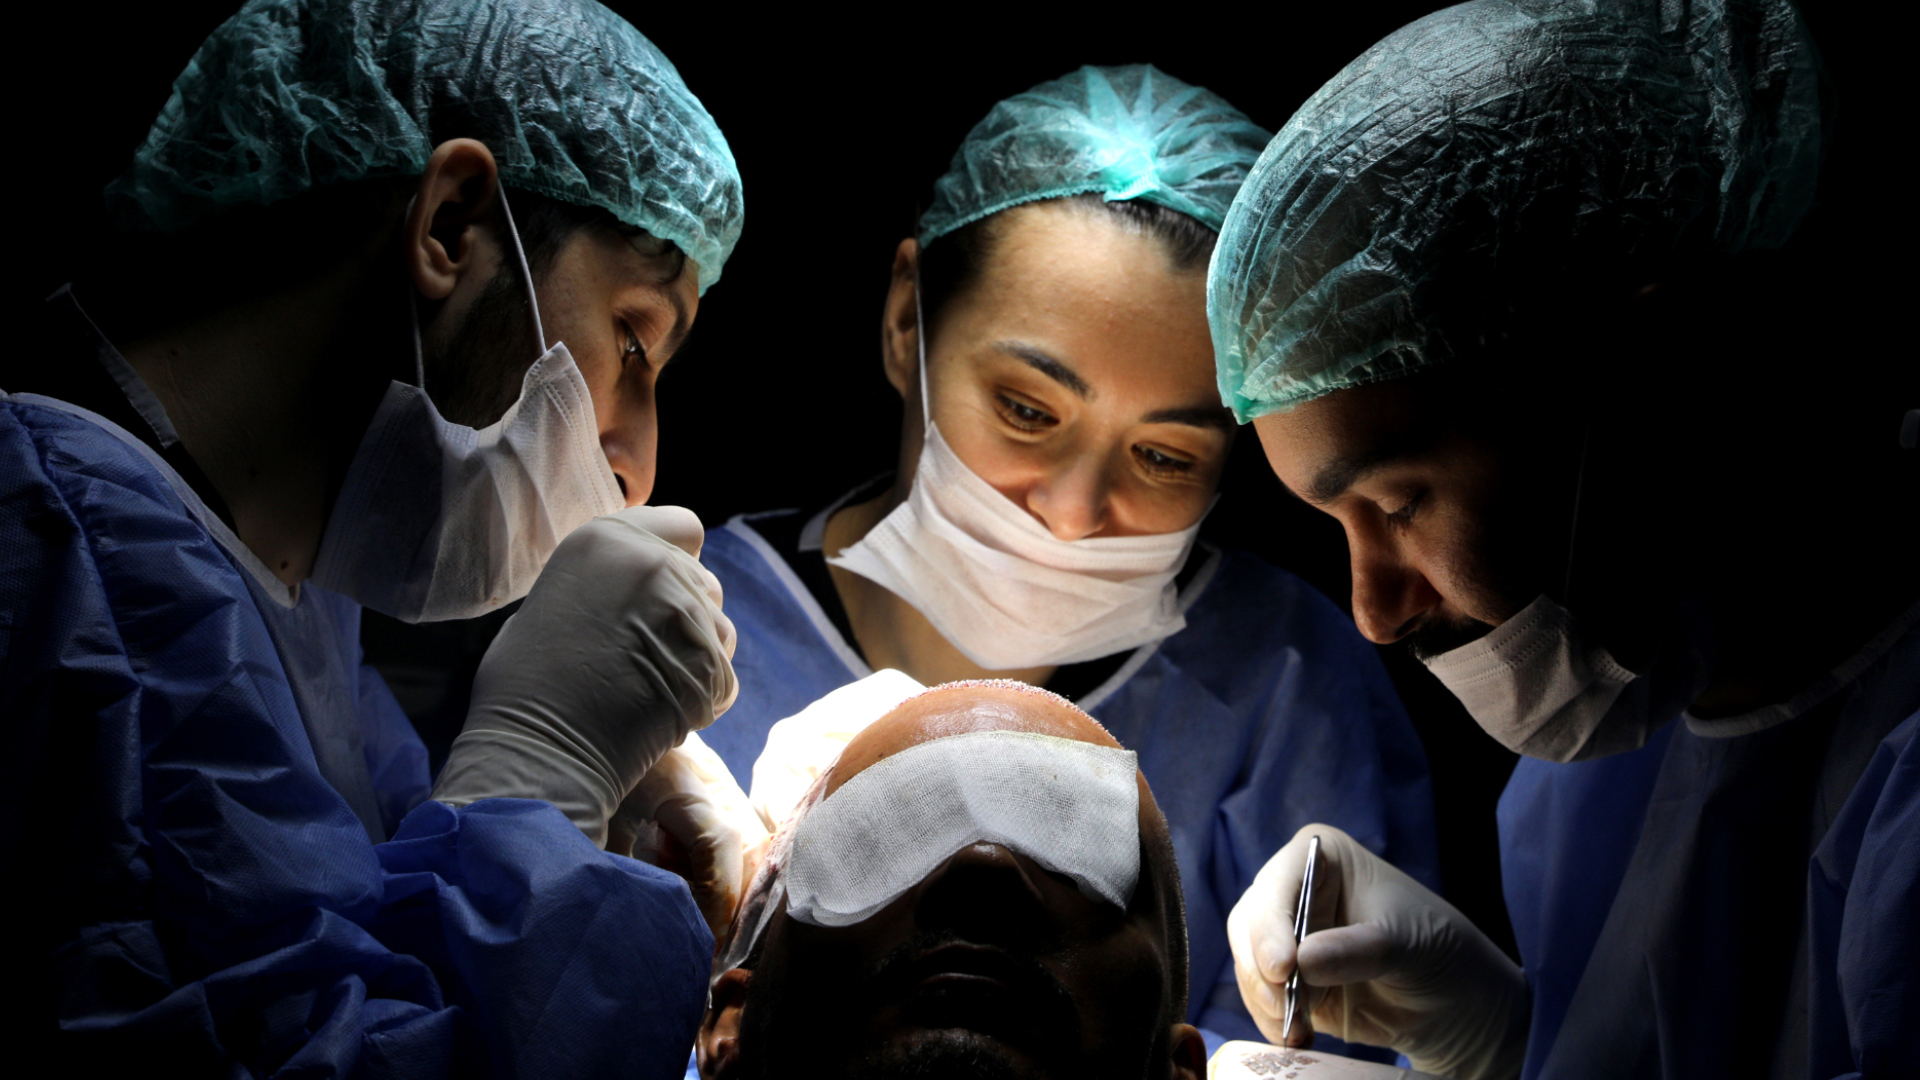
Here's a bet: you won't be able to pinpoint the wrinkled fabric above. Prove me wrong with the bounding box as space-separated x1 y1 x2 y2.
918 64 1269 245
1498 619 1919 1080
1 397 712 1076
698 511 1439 1048
1208 0 1828 420
1807 715 1919 1080
106 0 742 292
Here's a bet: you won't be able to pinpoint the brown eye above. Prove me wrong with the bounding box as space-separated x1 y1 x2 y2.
622 322 645 363
1385 492 1424 527
1134 444 1194 476
996 393 1056 432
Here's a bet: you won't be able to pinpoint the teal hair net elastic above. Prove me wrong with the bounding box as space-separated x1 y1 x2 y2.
105 0 743 294
1208 0 1828 422
918 64 1270 246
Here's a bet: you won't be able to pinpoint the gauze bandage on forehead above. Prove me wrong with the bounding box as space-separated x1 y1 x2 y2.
785 730 1141 927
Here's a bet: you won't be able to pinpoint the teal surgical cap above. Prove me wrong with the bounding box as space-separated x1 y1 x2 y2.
1208 0 1827 422
105 0 743 294
918 64 1270 247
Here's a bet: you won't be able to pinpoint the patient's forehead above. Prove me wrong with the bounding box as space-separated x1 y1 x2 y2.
826 682 1124 796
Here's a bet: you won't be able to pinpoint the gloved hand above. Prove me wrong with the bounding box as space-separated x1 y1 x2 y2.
431 505 738 848
610 732 770 937
1226 825 1529 1080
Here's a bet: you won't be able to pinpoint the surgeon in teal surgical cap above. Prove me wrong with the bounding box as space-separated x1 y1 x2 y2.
693 64 1441 1058
4 0 745 1074
1212 2 1918 1079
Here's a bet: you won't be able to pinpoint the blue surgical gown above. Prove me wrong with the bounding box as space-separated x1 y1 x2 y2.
697 508 1441 1047
1 393 712 1077
1499 606 1919 1080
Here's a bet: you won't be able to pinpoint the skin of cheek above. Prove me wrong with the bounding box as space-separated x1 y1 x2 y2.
531 228 696 506
1255 406 1527 636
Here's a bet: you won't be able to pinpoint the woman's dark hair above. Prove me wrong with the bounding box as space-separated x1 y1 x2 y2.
916 193 1217 337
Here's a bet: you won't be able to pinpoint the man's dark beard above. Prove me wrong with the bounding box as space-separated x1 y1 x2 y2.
845 1032 1029 1080
426 264 541 428
1405 611 1498 662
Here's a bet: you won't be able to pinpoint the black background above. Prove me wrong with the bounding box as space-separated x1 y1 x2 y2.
14 0 1893 963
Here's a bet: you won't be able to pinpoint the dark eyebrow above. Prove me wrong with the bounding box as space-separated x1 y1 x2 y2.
1141 404 1235 433
996 341 1092 399
1305 445 1415 505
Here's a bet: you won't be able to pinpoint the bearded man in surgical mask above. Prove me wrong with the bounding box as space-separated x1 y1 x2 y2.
693 65 1440 1055
1210 2 1918 1079
2 0 744 1075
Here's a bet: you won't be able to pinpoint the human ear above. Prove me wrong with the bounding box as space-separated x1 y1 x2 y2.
698 967 752 1079
1169 1022 1207 1080
879 238 921 400
405 138 501 302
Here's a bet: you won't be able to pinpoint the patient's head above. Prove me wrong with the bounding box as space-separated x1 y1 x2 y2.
699 680 1203 1079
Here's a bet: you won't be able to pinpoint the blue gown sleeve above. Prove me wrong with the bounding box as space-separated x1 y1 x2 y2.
1807 712 1919 1080
356 647 434 837
2 401 712 1078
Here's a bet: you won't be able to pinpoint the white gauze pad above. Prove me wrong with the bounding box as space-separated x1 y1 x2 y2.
784 729 1140 927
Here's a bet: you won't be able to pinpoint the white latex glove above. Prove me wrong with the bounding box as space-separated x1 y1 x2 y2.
1226 825 1529 1080
610 732 769 937
431 505 738 848
748 669 925 831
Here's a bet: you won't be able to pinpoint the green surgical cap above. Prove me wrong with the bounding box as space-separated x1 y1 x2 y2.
918 64 1270 246
105 0 743 294
1208 0 1827 422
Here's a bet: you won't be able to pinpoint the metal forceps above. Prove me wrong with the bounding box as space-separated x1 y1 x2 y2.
1283 834 1322 1044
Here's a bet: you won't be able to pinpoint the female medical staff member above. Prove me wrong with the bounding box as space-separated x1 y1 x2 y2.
697 65 1439 1050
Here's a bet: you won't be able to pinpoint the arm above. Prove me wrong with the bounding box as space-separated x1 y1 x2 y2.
1203 573 1441 1043
2 407 711 1078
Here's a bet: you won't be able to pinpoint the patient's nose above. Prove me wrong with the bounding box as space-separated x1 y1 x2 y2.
913 843 1053 947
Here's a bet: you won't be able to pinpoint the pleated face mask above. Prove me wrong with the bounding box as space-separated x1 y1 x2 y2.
313 188 625 622
828 281 1203 669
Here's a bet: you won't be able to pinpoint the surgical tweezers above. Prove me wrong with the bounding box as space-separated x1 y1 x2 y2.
1282 834 1321 1045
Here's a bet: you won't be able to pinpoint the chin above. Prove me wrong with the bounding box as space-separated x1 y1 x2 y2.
845 1029 1048 1080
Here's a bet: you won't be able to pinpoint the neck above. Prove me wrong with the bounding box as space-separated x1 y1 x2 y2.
113 258 405 586
822 481 1058 688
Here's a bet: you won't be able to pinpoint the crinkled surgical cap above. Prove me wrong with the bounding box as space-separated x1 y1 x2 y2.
918 64 1271 246
1208 0 1828 421
105 0 743 294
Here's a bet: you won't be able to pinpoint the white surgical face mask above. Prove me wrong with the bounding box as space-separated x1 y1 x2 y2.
1422 594 1717 762
828 281 1203 669
312 189 623 622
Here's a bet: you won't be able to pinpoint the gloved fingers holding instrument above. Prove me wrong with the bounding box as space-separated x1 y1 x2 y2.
433 504 740 848
611 732 768 937
1228 825 1530 1080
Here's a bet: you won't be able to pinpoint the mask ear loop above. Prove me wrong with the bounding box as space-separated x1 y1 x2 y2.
494 183 548 356
911 255 931 430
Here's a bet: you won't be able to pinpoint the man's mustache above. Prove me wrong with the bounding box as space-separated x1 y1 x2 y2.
1405 612 1498 662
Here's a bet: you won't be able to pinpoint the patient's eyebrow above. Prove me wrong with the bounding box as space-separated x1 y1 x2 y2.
1142 404 1234 432
997 341 1092 399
